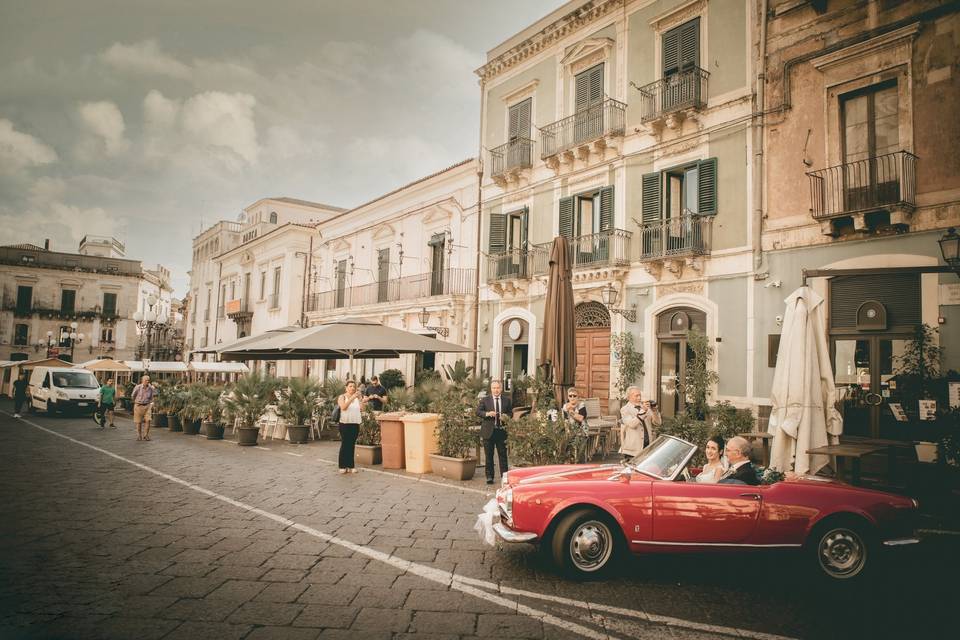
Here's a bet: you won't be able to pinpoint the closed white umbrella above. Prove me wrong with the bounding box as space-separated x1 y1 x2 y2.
768 286 843 475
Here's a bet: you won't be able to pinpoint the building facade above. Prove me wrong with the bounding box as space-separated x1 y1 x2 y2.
304 159 479 384
476 0 755 414
0 237 160 363
757 0 960 439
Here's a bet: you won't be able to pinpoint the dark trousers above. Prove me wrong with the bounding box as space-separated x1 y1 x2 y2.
14 396 26 413
483 428 509 480
338 423 359 469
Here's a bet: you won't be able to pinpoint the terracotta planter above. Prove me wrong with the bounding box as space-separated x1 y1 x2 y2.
182 419 201 435
378 412 406 469
355 444 382 466
204 421 224 440
429 454 477 481
151 413 165 428
237 426 259 446
167 413 182 432
287 424 310 444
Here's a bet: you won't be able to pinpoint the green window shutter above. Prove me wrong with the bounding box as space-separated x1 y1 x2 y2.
697 157 718 215
679 18 699 71
662 27 680 76
599 186 614 231
575 64 604 110
642 173 662 223
378 248 390 281
559 196 574 238
509 98 532 140
521 206 529 247
489 213 507 255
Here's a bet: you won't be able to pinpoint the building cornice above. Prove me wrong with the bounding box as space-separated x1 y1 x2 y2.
475 0 624 83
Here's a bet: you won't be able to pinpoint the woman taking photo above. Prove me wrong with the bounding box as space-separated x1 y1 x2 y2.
337 380 365 474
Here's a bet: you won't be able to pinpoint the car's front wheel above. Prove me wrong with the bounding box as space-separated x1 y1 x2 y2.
809 518 873 582
551 508 622 579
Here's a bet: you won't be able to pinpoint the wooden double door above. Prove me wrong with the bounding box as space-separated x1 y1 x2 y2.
575 327 611 408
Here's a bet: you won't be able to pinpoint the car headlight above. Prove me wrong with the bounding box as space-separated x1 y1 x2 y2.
56 391 69 400
503 488 513 515
501 472 509 487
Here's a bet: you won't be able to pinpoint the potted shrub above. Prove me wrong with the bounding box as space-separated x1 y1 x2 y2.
276 377 320 444
180 384 204 435
429 385 479 481
221 372 281 446
165 386 187 432
316 377 346 440
203 386 228 440
356 405 382 465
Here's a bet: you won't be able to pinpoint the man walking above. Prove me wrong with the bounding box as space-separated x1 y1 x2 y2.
363 375 387 411
94 378 117 428
477 380 512 485
131 375 155 441
12 371 29 418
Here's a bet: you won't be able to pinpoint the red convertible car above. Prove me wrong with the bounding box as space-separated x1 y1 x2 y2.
490 435 919 581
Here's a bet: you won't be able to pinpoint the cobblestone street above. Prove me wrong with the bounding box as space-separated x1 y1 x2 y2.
0 403 952 640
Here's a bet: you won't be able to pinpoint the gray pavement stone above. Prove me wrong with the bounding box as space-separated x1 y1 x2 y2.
410 610 477 635
226 600 305 626
161 621 254 640
297 584 359 606
245 626 322 640
255 581 310 603
292 604 359 629
350 607 412 633
150 576 225 598
158 597 241 622
476 613 544 639
206 579 271 603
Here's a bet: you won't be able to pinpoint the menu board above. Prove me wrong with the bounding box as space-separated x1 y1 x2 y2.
888 403 908 422
949 382 960 410
918 399 937 421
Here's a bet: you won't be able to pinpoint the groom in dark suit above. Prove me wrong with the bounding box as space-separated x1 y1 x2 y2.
477 380 512 485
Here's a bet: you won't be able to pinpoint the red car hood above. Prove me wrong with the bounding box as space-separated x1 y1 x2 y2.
508 463 624 486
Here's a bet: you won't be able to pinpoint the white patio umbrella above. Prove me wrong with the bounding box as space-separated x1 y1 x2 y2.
768 286 843 475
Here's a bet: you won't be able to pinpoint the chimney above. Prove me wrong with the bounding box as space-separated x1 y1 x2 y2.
44 239 50 250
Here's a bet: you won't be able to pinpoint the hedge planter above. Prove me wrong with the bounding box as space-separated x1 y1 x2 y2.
429 454 477 481
356 444 382 466
204 421 224 440
183 419 202 435
167 413 182 432
237 426 259 446
151 413 166 428
287 424 311 444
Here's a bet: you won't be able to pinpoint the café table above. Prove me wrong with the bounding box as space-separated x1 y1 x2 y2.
806 443 885 485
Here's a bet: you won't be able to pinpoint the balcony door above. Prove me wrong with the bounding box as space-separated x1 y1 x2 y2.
574 63 604 144
662 18 699 111
377 248 390 303
429 234 445 296
841 82 900 213
655 308 707 419
507 98 532 168
559 187 614 267
16 285 32 315
335 260 347 308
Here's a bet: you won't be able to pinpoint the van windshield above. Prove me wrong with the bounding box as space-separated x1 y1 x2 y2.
51 372 99 389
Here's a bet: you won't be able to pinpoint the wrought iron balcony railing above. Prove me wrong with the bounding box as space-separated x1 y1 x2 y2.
486 248 535 283
225 299 252 318
806 150 917 220
639 67 709 122
307 268 475 313
529 229 632 275
636 214 713 261
490 138 534 179
540 98 626 159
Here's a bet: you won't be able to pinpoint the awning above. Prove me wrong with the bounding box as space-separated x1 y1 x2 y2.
193 326 301 354
73 358 131 372
122 361 189 373
188 362 250 373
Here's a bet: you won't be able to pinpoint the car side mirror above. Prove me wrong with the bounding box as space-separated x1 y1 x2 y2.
610 467 633 483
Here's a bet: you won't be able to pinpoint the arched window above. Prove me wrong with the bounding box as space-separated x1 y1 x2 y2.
269 211 278 224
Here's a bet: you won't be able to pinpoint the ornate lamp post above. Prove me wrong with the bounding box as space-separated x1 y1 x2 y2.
418 307 449 337
67 321 85 362
600 283 637 322
939 227 959 274
133 294 168 360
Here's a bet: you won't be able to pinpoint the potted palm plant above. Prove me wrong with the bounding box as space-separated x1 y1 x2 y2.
356 405 382 465
276 377 320 444
166 386 187 432
221 372 280 446
316 377 346 440
180 384 204 435
202 385 228 440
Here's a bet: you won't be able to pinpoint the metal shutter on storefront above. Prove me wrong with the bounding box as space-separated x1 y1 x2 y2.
829 273 921 331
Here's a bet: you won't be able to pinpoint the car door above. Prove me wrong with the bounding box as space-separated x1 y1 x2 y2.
651 481 764 544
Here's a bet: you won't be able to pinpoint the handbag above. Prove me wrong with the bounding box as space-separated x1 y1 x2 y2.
331 404 341 424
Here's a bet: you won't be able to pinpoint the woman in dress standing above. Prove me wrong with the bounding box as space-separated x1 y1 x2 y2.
337 379 365 474
695 435 729 483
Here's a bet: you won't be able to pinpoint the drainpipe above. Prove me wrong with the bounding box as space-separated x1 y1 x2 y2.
471 79 486 370
300 233 313 328
753 0 768 275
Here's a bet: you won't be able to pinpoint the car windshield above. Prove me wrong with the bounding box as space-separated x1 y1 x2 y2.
627 436 696 480
52 372 99 389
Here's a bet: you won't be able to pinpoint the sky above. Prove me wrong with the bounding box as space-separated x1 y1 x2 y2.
0 0 563 294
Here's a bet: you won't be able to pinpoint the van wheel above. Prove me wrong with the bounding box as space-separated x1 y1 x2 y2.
550 508 623 579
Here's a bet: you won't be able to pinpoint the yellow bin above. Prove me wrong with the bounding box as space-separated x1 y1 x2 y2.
402 413 439 474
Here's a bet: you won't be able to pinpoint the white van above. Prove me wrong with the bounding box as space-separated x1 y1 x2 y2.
29 367 101 416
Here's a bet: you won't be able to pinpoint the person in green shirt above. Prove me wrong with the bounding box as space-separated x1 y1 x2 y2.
95 378 117 428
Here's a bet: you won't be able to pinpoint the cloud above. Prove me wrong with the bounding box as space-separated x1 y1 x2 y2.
143 89 259 172
100 39 191 79
0 118 58 173
77 101 130 158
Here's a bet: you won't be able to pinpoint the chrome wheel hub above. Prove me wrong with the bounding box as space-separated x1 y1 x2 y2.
819 528 866 578
570 520 612 571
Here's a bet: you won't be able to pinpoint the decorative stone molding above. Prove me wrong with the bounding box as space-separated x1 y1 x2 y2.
562 37 615 75
372 224 395 241
501 79 540 105
475 0 624 83
643 262 663 280
811 23 920 72
665 258 685 278
657 281 705 297
649 0 707 32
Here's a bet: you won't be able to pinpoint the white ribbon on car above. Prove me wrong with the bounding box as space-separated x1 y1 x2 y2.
474 498 499 547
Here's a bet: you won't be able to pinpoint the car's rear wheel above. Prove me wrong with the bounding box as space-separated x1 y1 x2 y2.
809 517 873 582
551 508 622 579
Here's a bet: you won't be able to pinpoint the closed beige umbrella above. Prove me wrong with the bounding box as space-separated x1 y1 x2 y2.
539 236 576 405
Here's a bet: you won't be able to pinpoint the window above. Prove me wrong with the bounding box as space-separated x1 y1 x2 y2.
574 64 604 111
662 18 699 78
508 98 531 141
206 288 212 321
16 285 32 314
60 289 76 315
269 211 278 224
489 208 529 278
221 284 227 305
272 267 281 296
429 233 446 296
259 271 266 300
559 186 614 238
841 82 901 212
59 325 71 348
641 160 716 257
377 248 390 303
101 328 114 343
335 260 347 308
230 280 236 300
102 292 117 317
13 324 28 346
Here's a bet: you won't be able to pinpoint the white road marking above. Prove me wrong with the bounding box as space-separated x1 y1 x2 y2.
8 412 801 640
313 456 492 497
9 414 612 640
254 446 271 450
284 452 304 457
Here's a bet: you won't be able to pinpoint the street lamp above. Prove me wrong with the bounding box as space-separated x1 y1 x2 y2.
133 294 167 359
939 227 960 274
418 307 449 337
600 283 637 322
67 321 85 362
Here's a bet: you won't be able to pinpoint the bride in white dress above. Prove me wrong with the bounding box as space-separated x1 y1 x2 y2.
695 436 729 483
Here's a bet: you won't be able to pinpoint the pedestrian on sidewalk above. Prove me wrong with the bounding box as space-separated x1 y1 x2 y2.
12 371 28 418
336 379 365 474
477 379 512 485
131 375 155 441
95 378 117 428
